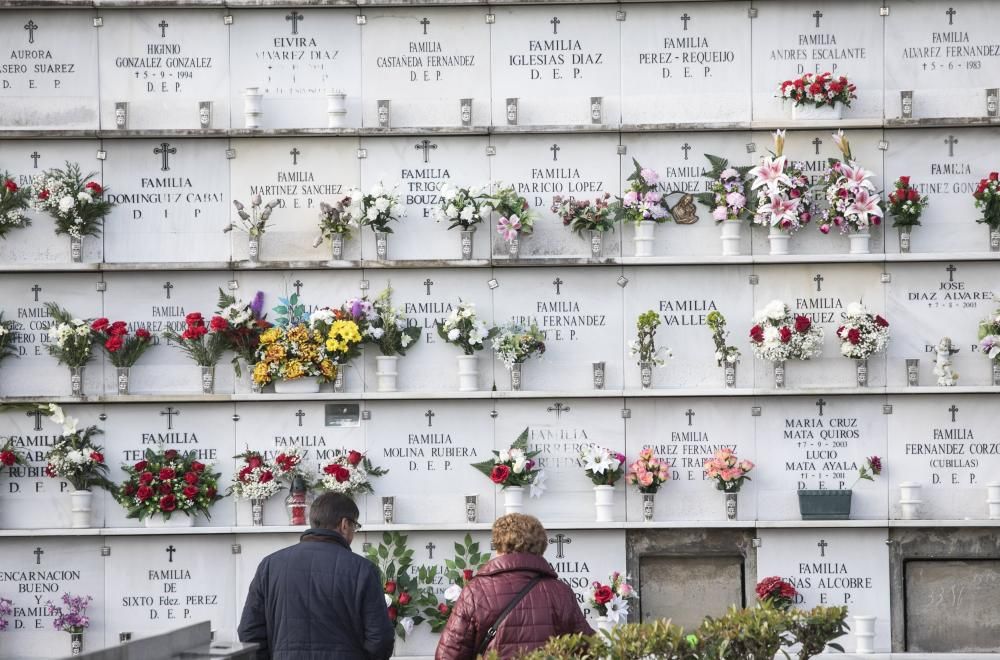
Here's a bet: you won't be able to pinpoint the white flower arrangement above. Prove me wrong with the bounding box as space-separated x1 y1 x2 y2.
749 300 825 363
433 184 488 231
230 466 282 500
436 301 495 355
347 182 404 234
836 303 890 360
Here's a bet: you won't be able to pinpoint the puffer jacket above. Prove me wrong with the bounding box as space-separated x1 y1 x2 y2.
237 528 395 660
434 552 594 660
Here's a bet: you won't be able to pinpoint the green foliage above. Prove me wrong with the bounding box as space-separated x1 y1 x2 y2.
789 605 849 659
698 603 791 660
364 531 438 640
273 293 307 328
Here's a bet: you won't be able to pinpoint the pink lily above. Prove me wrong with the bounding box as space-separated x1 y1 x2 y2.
839 163 876 191
758 193 801 228
847 188 883 219
496 215 521 241
750 156 792 193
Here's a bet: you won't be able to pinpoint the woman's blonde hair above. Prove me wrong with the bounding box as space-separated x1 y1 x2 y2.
491 513 548 555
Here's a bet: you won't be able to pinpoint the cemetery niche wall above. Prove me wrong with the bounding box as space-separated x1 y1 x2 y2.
2 0 1000 657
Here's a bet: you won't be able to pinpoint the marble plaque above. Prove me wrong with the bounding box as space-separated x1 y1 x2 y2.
756 395 889 520
621 3 751 124
748 129 885 256
621 132 753 257
360 8 490 128
888 394 999 520
885 262 997 387
492 267 625 392
229 138 360 262
364 401 495 525
753 263 886 388
359 136 490 261
0 140 103 264
757 529 891 652
97 10 230 130
0 538 105 657
885 1 1000 119
750 0 884 120
884 128 1000 253
102 272 236 395
362 269 494 393
0 11 99 130
0 404 107 529
491 5 622 126
547 530 626 625
102 139 230 262
490 134 621 258
625 398 757 521
105 536 238 642
232 401 365 525
100 403 237 527
229 9 361 130
493 399 625 523
622 265 754 389
0 274 102 397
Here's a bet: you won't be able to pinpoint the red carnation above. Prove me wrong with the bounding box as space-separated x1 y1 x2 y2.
749 325 764 343
463 569 474 582
158 482 173 495
868 455 883 475
136 328 151 340
808 82 822 95
159 494 177 512
593 584 614 605
794 315 812 333
182 485 199 500
139 471 154 485
164 449 178 461
104 336 124 353
259 470 274 483
874 315 889 328
347 450 363 467
385 581 397 594
387 606 397 621
184 471 199 485
185 312 204 324
209 315 228 331
779 327 792 343
191 461 206 473
44 464 57 478
490 464 511 485
238 466 252 482
159 467 176 481
91 318 110 332
134 460 148 471
0 451 15 467
4 179 17 193
847 328 861 345
898 176 910 186
109 321 128 336
248 456 263 469
85 181 103 195
89 451 104 464
398 592 411 606
38 189 50 200
136 485 153 501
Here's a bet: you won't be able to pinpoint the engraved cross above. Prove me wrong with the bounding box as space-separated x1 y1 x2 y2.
946 7 956 25
817 539 828 557
946 264 956 282
549 533 571 559
812 10 823 28
945 135 958 157
423 278 433 296
161 406 179 430
158 20 169 38
30 151 41 168
24 20 38 44
162 281 173 299
813 273 824 291
415 139 437 164
680 13 691 30
816 398 826 416
293 280 304 295
165 545 176 562
425 541 436 559
550 144 560 161
550 16 560 35
286 11 304 35
420 17 430 34
547 402 570 418
26 409 45 431
290 148 300 165
295 409 305 427
425 409 435 427
685 409 695 426
949 405 958 422
34 546 44 565
552 277 563 295
813 137 823 155
31 284 42 301
681 143 691 160
153 142 176 172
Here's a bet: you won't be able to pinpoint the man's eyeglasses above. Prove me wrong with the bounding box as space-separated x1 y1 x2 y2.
346 519 362 532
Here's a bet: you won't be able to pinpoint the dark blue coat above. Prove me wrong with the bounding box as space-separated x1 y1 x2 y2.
238 528 395 660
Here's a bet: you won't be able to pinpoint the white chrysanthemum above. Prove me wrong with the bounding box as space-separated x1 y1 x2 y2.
447 328 461 341
444 584 462 602
763 300 787 321
845 302 866 317
58 196 75 213
374 197 390 212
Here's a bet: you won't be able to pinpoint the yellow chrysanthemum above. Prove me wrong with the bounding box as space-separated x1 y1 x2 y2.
252 362 271 385
265 344 286 362
260 328 282 345
288 325 309 343
328 320 362 344
325 338 343 354
298 343 319 363
320 360 336 379
283 360 305 380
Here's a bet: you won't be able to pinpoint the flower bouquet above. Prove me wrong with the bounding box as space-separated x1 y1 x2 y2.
434 184 487 259
816 131 884 254
0 313 17 368
366 287 421 392
274 448 313 525
0 173 30 239
424 534 490 632
626 448 670 521
253 324 336 393
116 448 222 526
226 194 281 262
1 438 26 480
978 301 1000 386
552 192 616 258
704 448 754 520
615 160 669 257
750 131 814 254
589 572 635 629
887 175 928 252
347 182 403 260
697 156 754 256
749 300 825 388
312 196 359 260
216 289 271 384
756 576 798 611
29 163 113 262
0 597 12 632
307 303 365 392
44 303 95 396
472 428 544 514
90 318 152 395
707 310 741 387
836 303 889 386
581 445 625 522
436 301 495 392
488 184 534 258
365 532 438 640
163 312 229 394
778 72 857 119
47 593 92 655
229 449 282 526
43 405 113 528
629 310 671 389
319 449 388 499
799 455 881 521
492 322 545 391
974 171 1000 251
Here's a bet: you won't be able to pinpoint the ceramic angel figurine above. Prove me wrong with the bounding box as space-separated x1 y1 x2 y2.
933 336 960 386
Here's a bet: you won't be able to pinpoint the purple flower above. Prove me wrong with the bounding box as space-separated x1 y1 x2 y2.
643 191 662 204
640 168 660 185
250 291 264 319
623 191 639 206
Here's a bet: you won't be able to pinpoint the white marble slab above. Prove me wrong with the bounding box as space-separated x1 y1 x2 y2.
757 528 891 652
229 138 360 262
756 395 889 521
97 10 230 130
490 133 622 258
490 5 622 126
625 397 757 521
750 0 884 121
101 139 231 262
229 9 362 130
621 2 751 125
359 136 490 261
0 11 99 130
0 140 104 264
360 8 490 129
884 1 1000 119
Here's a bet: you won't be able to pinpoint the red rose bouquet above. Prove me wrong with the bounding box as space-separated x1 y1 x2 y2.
228 450 282 501
750 300 825 363
756 576 798 610
90 318 153 368
973 171 1000 231
588 571 635 624
0 171 31 239
319 449 387 498
471 428 543 492
116 448 223 522
888 175 928 228
777 72 857 109
163 311 229 367
836 303 890 360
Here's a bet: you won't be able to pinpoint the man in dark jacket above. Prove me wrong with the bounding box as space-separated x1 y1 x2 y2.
238 492 395 660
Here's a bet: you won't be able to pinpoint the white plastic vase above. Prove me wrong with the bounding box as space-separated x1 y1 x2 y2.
144 514 195 528
274 378 321 394
899 482 922 520
243 87 263 128
326 90 347 128
793 103 844 121
849 231 871 255
69 490 92 529
987 482 1000 520
503 486 525 515
633 221 656 257
853 615 876 654
720 220 742 256
456 355 479 392
375 356 399 393
594 485 615 522
767 228 790 255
